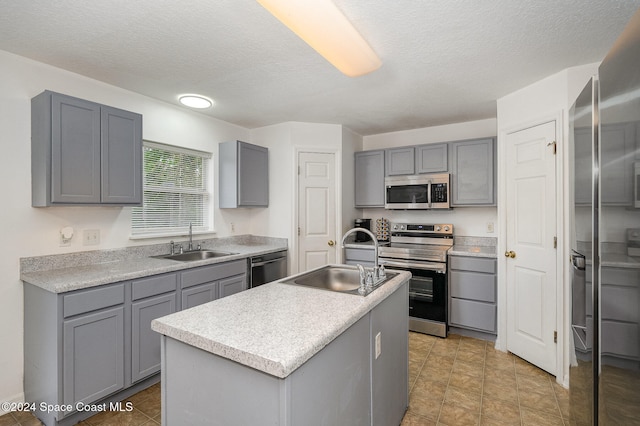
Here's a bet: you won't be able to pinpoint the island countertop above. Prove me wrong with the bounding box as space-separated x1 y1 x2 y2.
151 266 411 379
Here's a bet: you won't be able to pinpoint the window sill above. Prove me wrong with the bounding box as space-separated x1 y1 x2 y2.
129 230 217 241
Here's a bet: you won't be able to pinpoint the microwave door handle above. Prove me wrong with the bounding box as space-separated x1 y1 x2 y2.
427 179 432 208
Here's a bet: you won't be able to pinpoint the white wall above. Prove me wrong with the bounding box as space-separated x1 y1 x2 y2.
341 127 363 241
0 50 253 406
361 118 499 238
251 121 345 272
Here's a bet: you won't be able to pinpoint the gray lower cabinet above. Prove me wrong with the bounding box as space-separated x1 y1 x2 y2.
24 258 247 426
355 150 385 208
180 259 246 308
63 305 125 407
219 274 247 298
219 140 269 208
162 281 409 426
450 138 496 206
31 90 142 207
181 282 217 310
344 246 376 268
448 255 497 334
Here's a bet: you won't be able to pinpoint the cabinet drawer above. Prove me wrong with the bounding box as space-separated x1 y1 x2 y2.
181 260 246 288
63 283 125 318
344 248 375 263
450 256 496 274
449 298 496 333
132 273 178 301
449 271 496 303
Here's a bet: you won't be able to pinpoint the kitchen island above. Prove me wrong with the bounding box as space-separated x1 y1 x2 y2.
151 266 410 426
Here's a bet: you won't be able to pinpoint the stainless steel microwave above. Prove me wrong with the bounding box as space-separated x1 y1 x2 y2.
385 174 450 209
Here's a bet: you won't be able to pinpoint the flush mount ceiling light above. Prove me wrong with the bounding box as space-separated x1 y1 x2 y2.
256 0 381 77
179 94 213 109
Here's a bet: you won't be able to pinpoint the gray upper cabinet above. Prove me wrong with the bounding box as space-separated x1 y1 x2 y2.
386 143 448 176
31 90 142 207
219 140 269 208
355 150 385 208
450 138 496 206
100 106 143 204
385 147 415 176
416 143 448 174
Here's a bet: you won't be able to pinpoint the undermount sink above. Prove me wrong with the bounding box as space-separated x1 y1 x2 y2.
281 265 396 295
153 250 237 262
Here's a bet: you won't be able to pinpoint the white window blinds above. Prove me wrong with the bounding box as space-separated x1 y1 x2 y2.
131 141 212 236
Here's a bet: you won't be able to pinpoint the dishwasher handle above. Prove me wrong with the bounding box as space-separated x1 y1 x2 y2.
251 258 285 267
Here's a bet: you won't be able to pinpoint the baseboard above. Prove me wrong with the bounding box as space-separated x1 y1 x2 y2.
0 392 25 416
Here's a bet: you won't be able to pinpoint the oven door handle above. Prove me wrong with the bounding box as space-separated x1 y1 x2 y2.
378 259 447 273
409 291 434 303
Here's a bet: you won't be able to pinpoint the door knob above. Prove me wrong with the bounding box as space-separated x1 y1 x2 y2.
328 240 335 247
504 250 516 258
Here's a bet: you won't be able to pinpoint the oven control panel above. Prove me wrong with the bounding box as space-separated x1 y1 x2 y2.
390 223 453 235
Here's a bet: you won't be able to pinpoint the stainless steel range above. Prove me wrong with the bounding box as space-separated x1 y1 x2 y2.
378 223 453 337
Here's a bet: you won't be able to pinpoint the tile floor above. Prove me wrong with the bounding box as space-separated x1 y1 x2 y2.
1 332 568 426
403 332 570 426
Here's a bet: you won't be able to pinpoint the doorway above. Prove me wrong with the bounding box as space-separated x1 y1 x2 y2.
504 119 559 375
296 151 338 272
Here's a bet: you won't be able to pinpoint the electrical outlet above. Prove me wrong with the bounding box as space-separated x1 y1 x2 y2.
375 332 381 359
487 222 495 233
59 234 71 247
83 229 100 246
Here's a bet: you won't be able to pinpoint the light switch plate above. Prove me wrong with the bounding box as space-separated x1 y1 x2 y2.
83 229 100 246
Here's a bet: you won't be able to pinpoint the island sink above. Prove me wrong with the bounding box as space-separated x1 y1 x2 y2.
281 265 397 295
153 250 237 262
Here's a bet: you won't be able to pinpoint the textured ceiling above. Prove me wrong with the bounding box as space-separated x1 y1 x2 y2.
0 0 638 135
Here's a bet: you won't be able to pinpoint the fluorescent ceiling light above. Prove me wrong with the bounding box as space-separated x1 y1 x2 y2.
256 0 381 77
179 94 213 109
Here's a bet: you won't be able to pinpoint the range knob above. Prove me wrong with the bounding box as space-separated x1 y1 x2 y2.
400 225 406 230
435 226 441 231
444 225 450 232
393 224 398 230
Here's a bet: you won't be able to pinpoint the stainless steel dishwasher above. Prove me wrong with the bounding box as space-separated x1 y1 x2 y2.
248 250 288 288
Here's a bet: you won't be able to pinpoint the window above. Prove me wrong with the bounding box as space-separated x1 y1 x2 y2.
131 141 212 237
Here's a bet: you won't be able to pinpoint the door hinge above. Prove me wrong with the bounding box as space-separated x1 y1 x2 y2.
553 236 557 249
554 331 558 343
547 141 557 155
298 227 301 236
298 166 301 175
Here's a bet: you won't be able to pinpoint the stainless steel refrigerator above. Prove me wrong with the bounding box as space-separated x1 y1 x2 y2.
569 8 640 425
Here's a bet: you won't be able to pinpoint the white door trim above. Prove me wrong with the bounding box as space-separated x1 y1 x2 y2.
497 110 566 385
291 145 342 275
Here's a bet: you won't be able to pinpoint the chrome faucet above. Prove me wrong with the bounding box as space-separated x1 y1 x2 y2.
341 227 380 272
187 222 194 251
341 227 386 295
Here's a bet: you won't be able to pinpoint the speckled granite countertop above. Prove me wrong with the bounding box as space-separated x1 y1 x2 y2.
449 245 497 258
449 236 497 258
20 235 288 293
151 267 410 379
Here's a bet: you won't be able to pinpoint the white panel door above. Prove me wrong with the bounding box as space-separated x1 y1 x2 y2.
505 120 557 375
298 152 337 272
